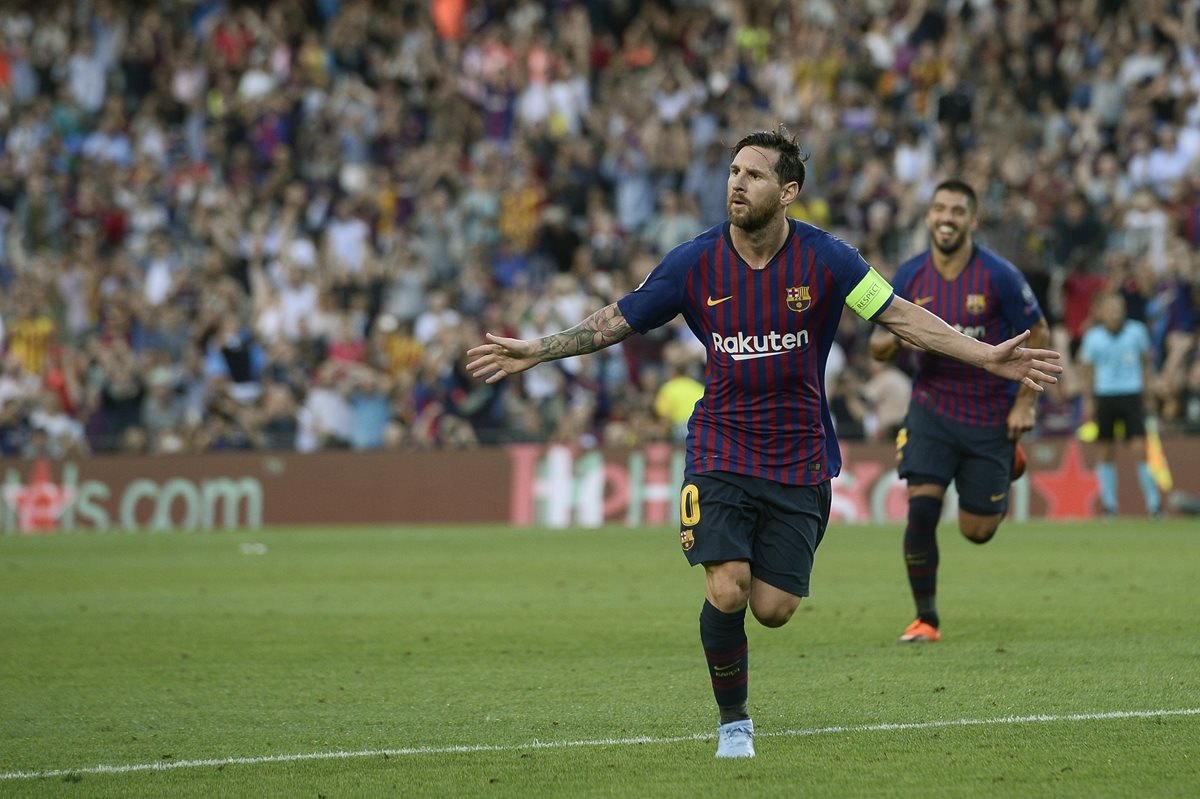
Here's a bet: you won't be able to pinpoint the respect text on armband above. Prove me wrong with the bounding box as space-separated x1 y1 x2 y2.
852 283 881 315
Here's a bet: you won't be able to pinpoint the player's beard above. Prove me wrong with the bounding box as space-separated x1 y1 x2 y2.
931 224 968 254
728 197 775 232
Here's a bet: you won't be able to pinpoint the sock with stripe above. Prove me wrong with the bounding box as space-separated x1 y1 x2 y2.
1096 462 1118 513
699 600 749 724
904 495 943 628
1136 461 1161 514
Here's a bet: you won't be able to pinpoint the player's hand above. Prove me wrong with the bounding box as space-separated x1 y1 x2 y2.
1006 402 1036 440
985 329 1063 392
466 333 541 384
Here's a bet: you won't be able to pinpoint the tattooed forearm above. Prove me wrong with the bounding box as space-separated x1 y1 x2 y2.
536 302 635 361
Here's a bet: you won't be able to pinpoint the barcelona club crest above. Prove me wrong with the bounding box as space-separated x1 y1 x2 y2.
680 529 695 552
786 285 812 313
966 293 987 315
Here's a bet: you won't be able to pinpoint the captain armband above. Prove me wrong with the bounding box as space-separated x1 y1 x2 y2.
845 268 895 321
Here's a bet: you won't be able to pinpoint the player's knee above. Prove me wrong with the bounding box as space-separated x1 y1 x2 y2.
960 522 998 544
706 573 751 612
750 598 800 628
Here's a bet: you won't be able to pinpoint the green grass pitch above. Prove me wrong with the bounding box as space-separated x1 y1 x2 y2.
1 519 1198 797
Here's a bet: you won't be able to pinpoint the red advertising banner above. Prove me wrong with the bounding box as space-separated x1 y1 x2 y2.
1 438 1196 533
501 438 1193 527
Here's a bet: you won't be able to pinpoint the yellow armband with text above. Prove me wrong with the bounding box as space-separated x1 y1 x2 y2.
846 267 894 321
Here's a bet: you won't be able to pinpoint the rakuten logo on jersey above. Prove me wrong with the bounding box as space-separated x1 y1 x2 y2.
954 323 986 340
711 329 810 360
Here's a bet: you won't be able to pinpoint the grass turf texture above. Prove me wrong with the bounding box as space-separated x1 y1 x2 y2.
1 520 1197 798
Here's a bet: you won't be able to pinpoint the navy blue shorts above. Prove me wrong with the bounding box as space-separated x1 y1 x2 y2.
678 471 831 597
897 402 1016 516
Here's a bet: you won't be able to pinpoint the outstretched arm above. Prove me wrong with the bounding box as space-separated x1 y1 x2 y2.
466 302 635 384
874 297 1063 392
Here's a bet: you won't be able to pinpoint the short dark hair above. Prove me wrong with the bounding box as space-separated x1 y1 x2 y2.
932 179 978 215
731 125 808 191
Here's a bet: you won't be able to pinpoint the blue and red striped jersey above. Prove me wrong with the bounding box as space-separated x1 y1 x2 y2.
618 220 894 485
892 245 1043 427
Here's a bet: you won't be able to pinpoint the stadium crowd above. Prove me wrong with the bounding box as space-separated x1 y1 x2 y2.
0 0 1198 458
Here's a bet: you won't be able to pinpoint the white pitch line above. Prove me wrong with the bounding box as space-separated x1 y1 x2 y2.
2 708 1198 781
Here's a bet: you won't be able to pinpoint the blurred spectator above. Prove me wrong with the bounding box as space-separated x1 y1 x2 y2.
683 141 730 229
641 189 703 256
298 361 352 452
1053 192 1106 271
413 290 461 345
140 366 185 447
323 198 372 275
5 294 55 376
829 369 868 442
347 366 392 450
861 359 911 441
91 345 145 452
601 129 655 236
0 396 32 456
653 342 703 443
1123 190 1170 275
531 205 581 275
253 381 300 451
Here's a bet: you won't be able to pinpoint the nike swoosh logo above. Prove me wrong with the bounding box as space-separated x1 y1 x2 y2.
914 296 934 306
707 295 733 307
990 493 1007 502
729 351 786 361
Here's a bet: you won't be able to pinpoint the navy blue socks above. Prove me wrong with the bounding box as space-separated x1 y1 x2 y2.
700 600 749 723
904 495 943 628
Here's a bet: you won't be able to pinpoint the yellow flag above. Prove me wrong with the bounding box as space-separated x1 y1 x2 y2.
1145 416 1173 492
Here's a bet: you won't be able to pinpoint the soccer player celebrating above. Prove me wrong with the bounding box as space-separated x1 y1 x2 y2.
1078 292 1162 518
468 130 1061 758
868 179 1050 645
